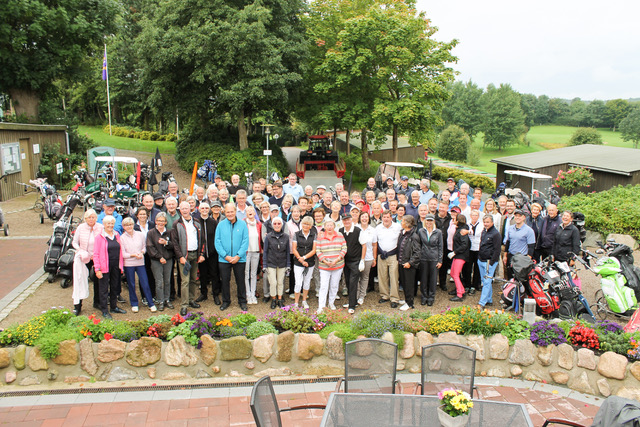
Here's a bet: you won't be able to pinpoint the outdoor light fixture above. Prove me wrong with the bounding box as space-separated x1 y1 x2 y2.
523 298 536 325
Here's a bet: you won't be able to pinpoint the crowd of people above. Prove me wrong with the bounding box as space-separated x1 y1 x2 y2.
70 172 581 318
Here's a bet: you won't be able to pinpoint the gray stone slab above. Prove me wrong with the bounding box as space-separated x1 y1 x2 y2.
0 396 42 407
153 390 192 400
272 384 306 395
303 382 338 393
111 391 155 402
35 394 78 405
228 386 253 397
474 377 501 386
74 392 117 403
494 377 536 389
190 388 230 399
531 382 572 397
567 390 604 407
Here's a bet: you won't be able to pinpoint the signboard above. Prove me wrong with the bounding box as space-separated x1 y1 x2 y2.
0 142 21 175
33 144 40 154
263 150 272 156
56 163 64 174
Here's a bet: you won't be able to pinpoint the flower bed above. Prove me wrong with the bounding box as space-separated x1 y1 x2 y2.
1 306 639 362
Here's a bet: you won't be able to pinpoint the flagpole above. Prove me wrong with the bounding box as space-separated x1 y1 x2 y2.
104 43 113 135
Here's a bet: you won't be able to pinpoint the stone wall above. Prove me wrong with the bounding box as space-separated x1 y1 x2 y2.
1 331 640 402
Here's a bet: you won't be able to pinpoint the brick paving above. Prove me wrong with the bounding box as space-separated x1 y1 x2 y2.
0 237 47 300
0 380 601 426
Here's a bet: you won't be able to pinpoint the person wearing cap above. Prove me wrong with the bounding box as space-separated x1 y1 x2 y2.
349 205 361 224
477 215 502 309
445 178 459 204
195 202 222 305
171 201 206 316
214 203 249 311
395 175 414 198
418 179 435 206
263 216 290 308
141 193 162 223
154 192 166 212
283 173 304 202
384 176 395 191
97 199 124 235
316 184 327 199
418 213 443 306
376 210 403 308
503 208 536 279
396 215 421 311
261 204 289 241
339 213 363 314
209 200 223 224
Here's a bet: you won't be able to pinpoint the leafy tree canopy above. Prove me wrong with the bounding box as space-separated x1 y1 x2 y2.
620 108 640 149
481 84 525 150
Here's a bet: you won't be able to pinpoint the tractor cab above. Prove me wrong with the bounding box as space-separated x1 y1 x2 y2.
296 135 346 179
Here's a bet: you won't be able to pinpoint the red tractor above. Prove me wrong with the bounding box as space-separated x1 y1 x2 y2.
296 135 346 179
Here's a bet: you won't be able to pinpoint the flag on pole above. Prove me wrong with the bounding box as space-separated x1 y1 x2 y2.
102 47 108 80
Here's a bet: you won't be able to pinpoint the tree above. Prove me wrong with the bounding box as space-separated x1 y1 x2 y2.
605 99 631 131
520 93 537 128
436 125 470 162
568 127 602 146
481 84 526 150
0 0 120 120
585 100 607 128
620 108 640 148
534 95 550 125
548 98 570 124
441 81 484 138
567 98 586 127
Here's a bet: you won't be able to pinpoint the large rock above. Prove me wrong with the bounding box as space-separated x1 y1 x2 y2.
631 361 640 381
511 365 522 376
5 371 17 384
537 345 555 366
509 339 535 366
255 367 292 378
297 333 324 360
489 334 509 360
107 366 139 382
598 351 628 380
47 369 59 380
583 231 603 249
20 375 41 386
276 331 294 362
162 372 187 381
597 379 611 397
399 334 415 359
569 371 594 395
415 331 434 357
466 335 485 361
97 339 126 363
348 358 372 370
550 370 569 384
28 347 48 371
354 338 374 357
13 345 26 370
126 337 162 367
52 340 78 365
164 336 198 366
253 334 275 363
325 332 345 361
577 348 596 370
0 348 10 368
220 336 252 361
606 233 638 250
200 335 217 366
303 364 344 376
524 371 545 382
79 338 98 376
616 387 640 401
557 343 574 370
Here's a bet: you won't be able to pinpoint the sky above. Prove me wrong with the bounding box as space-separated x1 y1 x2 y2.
415 0 640 100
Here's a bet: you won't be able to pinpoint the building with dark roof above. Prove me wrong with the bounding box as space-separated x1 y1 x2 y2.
491 144 640 196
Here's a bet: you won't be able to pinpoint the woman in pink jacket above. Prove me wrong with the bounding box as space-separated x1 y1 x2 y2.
93 215 125 319
71 209 103 316
121 217 157 313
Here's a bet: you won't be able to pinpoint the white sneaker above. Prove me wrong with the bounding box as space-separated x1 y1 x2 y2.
302 301 309 309
334 295 340 300
292 302 298 307
348 309 355 314
132 306 139 313
357 298 364 305
316 307 324 314
329 303 336 310
343 303 349 308
399 303 410 311
150 306 157 312
289 294 295 299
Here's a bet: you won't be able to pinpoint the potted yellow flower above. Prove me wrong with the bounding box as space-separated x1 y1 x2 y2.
437 388 473 427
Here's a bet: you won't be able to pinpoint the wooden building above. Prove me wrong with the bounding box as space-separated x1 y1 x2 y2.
491 144 640 196
0 123 68 201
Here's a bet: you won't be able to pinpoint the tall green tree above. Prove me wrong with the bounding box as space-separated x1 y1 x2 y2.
534 95 550 125
481 84 525 150
0 0 120 120
548 98 570 124
620 108 640 148
441 81 484 138
605 99 631 131
520 93 537 128
585 100 607 128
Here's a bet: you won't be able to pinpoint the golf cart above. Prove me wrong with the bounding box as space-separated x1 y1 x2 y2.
502 170 560 206
84 156 146 214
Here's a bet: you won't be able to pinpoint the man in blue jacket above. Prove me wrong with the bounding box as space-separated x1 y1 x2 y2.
214 203 249 311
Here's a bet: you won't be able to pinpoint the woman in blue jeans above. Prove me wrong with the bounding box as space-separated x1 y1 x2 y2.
121 217 156 313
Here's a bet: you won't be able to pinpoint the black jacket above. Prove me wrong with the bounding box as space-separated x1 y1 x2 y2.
197 216 218 259
339 226 363 263
553 223 581 261
263 230 290 269
527 215 544 249
397 227 421 268
146 227 173 261
292 228 317 267
540 214 562 249
452 224 470 261
478 225 501 265
417 227 443 263
435 213 451 249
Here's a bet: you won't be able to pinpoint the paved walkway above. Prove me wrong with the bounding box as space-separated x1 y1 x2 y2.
0 375 602 426
0 237 47 301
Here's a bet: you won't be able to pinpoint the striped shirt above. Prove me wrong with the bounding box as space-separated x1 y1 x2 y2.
316 231 347 271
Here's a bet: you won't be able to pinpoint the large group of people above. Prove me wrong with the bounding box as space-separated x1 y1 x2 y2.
71 172 580 318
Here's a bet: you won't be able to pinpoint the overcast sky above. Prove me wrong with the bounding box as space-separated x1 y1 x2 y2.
416 0 640 100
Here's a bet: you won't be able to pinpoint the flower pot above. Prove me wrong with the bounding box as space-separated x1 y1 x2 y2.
437 405 470 427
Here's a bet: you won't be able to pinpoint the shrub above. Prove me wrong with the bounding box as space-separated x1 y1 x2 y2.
430 165 495 193
34 325 83 359
466 145 482 167
569 321 599 350
569 128 602 146
437 125 470 162
553 167 593 195
149 131 160 141
594 319 624 335
167 321 199 346
500 318 531 345
600 331 633 355
351 311 396 338
110 321 141 342
183 312 216 337
246 321 278 340
529 321 567 346
230 313 257 328
339 152 381 185
264 305 324 333
559 185 640 240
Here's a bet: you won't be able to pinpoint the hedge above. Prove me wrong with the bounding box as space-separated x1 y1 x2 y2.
430 165 496 193
103 125 177 142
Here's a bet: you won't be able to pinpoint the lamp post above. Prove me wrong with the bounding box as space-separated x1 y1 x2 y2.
264 124 273 181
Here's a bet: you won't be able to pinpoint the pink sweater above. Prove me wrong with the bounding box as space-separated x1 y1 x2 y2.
72 222 104 264
120 231 146 267
93 232 124 273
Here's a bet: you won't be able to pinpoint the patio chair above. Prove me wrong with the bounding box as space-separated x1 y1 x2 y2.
542 395 640 427
416 343 478 397
335 338 403 394
250 375 326 427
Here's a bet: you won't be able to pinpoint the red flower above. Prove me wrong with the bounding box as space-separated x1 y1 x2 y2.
104 333 112 341
92 318 100 325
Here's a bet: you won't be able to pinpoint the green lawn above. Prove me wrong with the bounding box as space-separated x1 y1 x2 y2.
434 125 634 175
78 125 176 154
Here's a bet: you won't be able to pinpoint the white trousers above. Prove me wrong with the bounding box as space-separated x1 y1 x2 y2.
319 268 343 309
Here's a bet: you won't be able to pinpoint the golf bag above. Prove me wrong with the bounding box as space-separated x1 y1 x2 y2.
44 219 73 279
57 248 75 288
43 189 64 221
158 171 175 195
608 244 640 300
